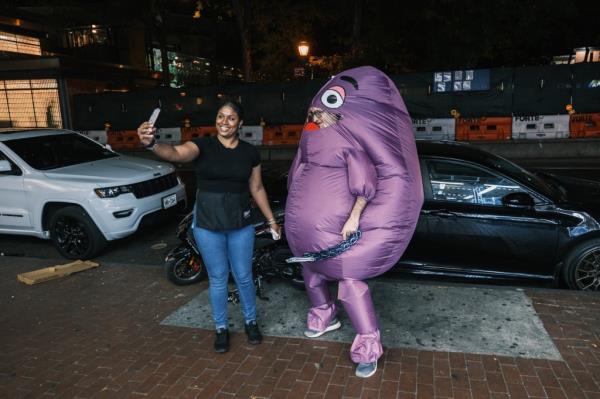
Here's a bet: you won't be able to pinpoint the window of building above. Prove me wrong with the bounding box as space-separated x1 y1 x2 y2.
148 48 242 87
0 79 62 128
63 25 111 48
0 31 41 56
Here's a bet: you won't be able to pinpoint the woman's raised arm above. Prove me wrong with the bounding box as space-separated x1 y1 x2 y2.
137 122 200 162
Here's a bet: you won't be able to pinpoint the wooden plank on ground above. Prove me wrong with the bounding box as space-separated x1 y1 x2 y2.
17 260 100 285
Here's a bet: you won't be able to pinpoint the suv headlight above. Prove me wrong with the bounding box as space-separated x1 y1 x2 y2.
95 185 133 198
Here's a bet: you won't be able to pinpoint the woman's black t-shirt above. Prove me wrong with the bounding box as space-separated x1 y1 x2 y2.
192 136 261 193
191 136 260 231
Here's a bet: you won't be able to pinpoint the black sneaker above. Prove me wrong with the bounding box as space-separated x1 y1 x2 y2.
214 328 229 353
245 320 262 345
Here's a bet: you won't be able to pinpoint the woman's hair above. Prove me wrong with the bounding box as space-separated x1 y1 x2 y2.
219 100 244 120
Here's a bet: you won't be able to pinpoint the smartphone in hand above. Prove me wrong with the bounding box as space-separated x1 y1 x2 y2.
148 108 161 127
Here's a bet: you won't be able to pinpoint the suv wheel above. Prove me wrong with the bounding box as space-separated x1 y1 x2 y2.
49 206 107 259
562 239 600 291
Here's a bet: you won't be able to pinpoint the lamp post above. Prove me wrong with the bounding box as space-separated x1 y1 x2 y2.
297 41 312 79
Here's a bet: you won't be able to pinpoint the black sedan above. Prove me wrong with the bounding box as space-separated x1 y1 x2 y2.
265 141 600 291
399 141 600 291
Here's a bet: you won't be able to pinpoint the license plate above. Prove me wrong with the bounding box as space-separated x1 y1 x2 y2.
162 193 177 209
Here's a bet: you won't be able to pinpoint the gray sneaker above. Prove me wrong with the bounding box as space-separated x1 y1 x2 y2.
355 361 377 378
303 318 341 338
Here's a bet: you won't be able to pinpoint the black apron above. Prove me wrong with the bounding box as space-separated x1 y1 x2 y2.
194 190 252 231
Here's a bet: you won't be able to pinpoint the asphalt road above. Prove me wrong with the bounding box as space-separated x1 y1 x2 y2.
0 214 183 266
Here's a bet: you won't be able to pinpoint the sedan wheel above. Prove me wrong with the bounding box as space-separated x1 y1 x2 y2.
49 206 107 259
563 239 600 291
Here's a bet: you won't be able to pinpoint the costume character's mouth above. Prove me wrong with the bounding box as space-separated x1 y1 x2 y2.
304 122 320 131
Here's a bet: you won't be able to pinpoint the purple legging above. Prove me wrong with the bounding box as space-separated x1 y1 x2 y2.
303 264 383 364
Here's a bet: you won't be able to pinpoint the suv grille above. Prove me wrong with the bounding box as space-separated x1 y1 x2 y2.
130 172 178 199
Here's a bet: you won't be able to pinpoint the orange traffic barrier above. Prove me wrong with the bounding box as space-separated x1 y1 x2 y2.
262 126 283 145
107 130 140 149
569 113 600 138
181 126 217 142
263 124 303 145
279 124 303 145
456 117 512 141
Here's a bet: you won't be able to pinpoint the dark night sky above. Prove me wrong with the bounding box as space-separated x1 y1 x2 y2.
4 0 600 73
304 0 600 71
210 0 600 75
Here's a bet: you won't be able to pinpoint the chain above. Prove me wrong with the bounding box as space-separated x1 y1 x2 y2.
286 230 362 263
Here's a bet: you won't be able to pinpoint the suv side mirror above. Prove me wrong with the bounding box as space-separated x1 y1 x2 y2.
502 192 535 208
0 160 11 173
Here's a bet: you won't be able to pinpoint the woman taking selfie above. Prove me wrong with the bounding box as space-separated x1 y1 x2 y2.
137 101 281 353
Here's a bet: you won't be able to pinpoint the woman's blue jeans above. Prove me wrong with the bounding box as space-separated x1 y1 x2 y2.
192 223 256 330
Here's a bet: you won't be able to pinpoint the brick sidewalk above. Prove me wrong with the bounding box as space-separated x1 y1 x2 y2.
1 258 599 398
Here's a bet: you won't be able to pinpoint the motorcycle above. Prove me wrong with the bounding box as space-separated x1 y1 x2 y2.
164 204 304 301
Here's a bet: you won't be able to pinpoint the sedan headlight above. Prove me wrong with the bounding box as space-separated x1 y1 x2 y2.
94 185 133 198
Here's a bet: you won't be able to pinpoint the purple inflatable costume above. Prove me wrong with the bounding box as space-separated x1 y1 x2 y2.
285 66 424 363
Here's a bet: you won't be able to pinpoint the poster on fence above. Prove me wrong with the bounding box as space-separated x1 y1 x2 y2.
433 69 490 93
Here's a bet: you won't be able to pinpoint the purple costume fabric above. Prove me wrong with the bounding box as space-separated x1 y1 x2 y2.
285 66 424 364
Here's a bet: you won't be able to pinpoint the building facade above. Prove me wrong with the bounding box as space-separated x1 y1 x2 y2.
0 5 240 129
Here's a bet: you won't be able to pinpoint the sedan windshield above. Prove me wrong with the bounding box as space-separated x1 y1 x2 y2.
487 154 563 201
3 133 117 170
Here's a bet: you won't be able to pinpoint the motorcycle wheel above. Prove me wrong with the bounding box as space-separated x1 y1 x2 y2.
164 244 207 285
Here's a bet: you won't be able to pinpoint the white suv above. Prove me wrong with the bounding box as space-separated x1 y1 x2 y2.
0 129 187 259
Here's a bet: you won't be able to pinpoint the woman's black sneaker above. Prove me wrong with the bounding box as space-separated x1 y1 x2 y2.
214 328 229 353
245 321 262 345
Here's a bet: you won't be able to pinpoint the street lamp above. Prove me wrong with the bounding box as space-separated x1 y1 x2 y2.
298 41 310 57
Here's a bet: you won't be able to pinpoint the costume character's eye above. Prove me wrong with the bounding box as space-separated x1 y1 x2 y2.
320 85 345 109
